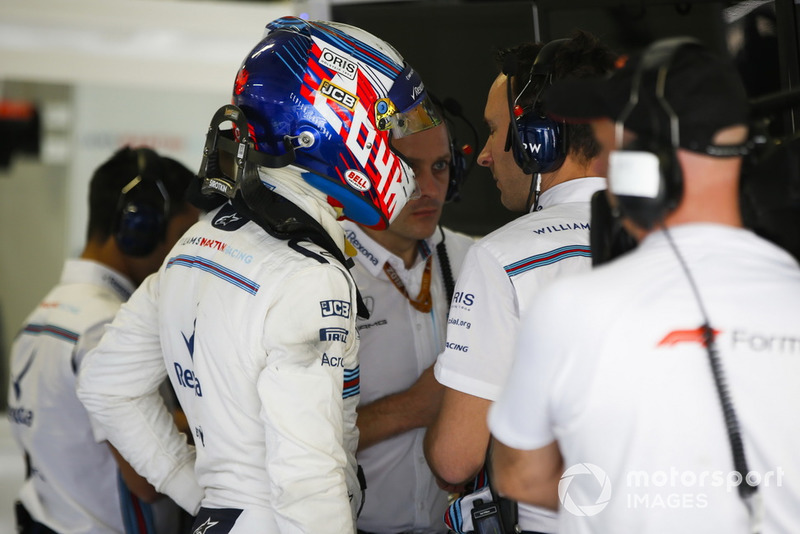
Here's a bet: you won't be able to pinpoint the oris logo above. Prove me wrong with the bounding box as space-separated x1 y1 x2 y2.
320 80 357 110
452 291 475 307
345 169 371 192
320 48 357 80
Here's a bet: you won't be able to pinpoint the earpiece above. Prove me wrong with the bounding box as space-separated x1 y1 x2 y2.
114 147 170 257
608 37 704 229
428 94 477 202
503 39 569 175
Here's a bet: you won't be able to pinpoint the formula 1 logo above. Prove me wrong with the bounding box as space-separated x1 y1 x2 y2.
320 299 351 318
658 327 720 348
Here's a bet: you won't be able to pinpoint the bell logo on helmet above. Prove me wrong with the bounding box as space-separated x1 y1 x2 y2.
345 169 371 192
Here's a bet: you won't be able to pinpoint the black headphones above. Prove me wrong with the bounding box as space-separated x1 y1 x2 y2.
608 37 705 230
114 147 171 257
426 94 476 203
503 39 569 175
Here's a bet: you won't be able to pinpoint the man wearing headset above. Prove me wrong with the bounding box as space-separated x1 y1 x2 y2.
346 118 475 534
423 31 615 534
489 38 800 532
7 146 199 534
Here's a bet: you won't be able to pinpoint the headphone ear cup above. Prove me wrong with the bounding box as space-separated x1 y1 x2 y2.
446 146 467 202
113 148 169 257
115 201 165 257
512 112 566 174
608 140 683 229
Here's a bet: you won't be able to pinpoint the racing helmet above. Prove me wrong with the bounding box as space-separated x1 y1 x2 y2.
217 16 442 229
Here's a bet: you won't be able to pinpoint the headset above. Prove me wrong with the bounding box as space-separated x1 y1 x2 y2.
113 147 171 257
607 37 705 230
502 38 569 176
426 93 477 202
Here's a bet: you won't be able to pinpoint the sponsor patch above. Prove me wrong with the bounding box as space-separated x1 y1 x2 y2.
320 79 358 110
319 48 358 80
212 204 248 231
320 327 349 343
320 299 351 318
344 169 371 192
173 362 203 397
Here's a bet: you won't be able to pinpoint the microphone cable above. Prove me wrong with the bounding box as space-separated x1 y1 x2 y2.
663 226 762 533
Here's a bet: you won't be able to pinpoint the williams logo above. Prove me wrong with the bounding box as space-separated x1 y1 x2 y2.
320 48 357 80
445 342 469 353
320 327 348 343
320 299 351 318
320 80 358 110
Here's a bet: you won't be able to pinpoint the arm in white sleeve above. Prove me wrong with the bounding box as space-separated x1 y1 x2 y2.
261 264 359 534
77 273 202 514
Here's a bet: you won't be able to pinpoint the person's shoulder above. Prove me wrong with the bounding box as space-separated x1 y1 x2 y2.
476 210 589 254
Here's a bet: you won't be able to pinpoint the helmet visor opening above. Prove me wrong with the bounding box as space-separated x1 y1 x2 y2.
377 95 443 139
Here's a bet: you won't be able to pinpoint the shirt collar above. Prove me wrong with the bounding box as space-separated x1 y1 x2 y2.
341 221 440 277
535 176 607 211
62 259 136 301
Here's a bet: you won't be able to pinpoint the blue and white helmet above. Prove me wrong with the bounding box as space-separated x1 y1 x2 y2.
227 16 442 229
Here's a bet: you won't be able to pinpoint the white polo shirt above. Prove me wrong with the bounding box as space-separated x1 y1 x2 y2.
344 221 474 534
435 177 605 531
490 224 800 533
8 259 134 534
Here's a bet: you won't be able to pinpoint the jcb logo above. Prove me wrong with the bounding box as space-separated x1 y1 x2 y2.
320 299 351 318
320 80 357 110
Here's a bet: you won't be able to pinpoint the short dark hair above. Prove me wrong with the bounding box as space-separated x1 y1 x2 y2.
86 146 195 242
495 30 617 165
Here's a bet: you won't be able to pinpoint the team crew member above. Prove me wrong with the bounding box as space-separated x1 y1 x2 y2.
7 147 198 534
424 31 615 534
489 37 800 533
77 17 443 534
347 120 474 534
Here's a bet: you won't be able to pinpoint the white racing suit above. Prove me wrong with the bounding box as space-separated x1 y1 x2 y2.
78 169 363 533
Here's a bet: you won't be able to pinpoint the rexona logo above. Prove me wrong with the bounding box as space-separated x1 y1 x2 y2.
411 83 424 100
320 80 358 110
320 299 351 318
174 362 203 397
344 169 371 192
320 48 357 80
320 327 348 343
